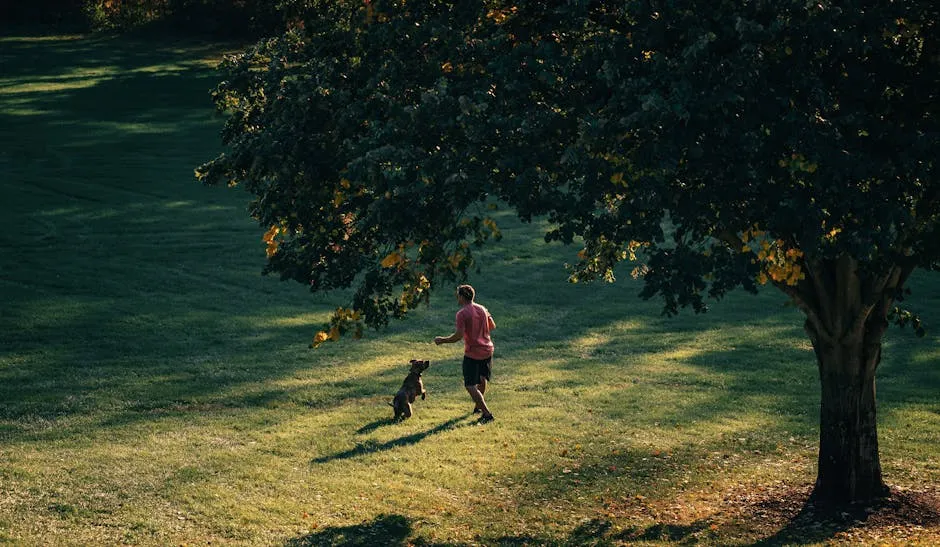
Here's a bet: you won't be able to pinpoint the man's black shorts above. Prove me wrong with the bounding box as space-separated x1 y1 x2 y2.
462 355 492 387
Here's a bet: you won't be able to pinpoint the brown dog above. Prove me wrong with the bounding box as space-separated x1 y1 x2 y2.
389 359 430 420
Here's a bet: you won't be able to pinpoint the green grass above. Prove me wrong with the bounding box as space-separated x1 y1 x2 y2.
1 33 938 546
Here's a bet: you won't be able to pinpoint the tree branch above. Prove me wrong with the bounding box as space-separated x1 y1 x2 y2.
715 228 743 250
778 283 836 346
843 266 899 344
834 253 859 337
803 257 834 333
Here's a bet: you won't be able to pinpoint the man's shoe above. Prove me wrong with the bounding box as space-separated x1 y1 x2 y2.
477 414 494 424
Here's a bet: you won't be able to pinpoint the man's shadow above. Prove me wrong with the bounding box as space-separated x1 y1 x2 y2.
312 415 470 465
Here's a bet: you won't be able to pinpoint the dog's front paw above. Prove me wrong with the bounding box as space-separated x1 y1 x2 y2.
421 390 427 400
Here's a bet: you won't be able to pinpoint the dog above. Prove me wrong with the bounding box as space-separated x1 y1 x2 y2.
389 359 430 420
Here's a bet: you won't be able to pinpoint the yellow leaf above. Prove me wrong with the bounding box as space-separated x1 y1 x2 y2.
610 172 624 184
265 241 279 258
262 225 279 243
380 252 403 268
312 331 329 348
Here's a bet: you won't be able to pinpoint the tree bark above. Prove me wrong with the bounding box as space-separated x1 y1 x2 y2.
809 329 890 505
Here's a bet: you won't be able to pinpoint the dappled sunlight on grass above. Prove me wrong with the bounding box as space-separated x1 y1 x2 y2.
259 313 328 329
0 75 114 95
907 346 940 365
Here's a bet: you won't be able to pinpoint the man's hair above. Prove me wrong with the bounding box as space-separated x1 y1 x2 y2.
457 284 475 301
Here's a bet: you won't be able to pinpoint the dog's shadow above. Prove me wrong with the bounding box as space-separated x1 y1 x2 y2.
312 415 470 465
356 417 397 434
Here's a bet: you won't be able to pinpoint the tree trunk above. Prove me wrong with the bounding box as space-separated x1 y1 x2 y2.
810 332 890 505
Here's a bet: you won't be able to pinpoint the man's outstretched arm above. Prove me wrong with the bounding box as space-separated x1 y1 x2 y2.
434 332 461 345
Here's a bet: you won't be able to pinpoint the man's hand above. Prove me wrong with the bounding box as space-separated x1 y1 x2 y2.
435 332 460 345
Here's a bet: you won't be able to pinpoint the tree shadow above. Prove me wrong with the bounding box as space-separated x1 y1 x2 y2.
614 522 713 544
754 485 940 546
751 501 855 546
311 416 469 465
286 514 412 547
282 515 705 546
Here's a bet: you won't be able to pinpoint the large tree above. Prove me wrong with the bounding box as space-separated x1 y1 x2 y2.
198 0 939 505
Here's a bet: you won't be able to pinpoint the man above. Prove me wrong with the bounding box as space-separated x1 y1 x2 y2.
434 284 496 423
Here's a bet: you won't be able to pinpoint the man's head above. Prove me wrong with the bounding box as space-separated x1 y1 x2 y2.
456 284 475 305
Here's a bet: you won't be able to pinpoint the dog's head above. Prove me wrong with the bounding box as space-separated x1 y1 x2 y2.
409 359 430 374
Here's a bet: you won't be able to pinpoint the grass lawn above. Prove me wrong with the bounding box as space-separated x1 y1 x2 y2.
1 32 938 546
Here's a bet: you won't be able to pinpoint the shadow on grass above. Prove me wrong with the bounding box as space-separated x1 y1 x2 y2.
356 417 398 434
312 416 469 464
283 516 712 546
754 486 940 546
283 514 704 546
751 501 856 547
286 514 412 547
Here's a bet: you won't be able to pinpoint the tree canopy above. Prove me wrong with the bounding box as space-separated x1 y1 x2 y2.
198 0 939 504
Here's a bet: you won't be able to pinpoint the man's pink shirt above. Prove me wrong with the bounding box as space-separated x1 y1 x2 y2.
455 303 494 359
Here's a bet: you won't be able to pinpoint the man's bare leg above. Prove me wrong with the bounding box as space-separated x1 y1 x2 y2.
474 375 488 412
466 385 492 418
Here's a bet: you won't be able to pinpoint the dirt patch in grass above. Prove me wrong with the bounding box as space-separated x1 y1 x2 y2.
716 482 940 545
600 482 940 545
